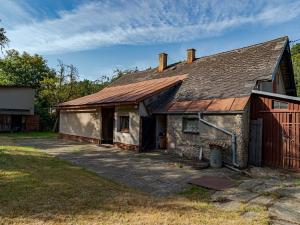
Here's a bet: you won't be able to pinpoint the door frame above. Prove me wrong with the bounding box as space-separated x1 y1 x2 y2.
101 107 115 144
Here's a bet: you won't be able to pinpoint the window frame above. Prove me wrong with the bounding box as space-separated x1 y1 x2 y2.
182 117 199 134
118 115 130 133
272 100 288 109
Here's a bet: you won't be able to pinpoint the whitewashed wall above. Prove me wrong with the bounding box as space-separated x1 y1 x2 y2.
59 109 101 139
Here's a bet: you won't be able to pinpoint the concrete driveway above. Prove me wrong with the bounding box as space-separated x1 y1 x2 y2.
14 138 238 196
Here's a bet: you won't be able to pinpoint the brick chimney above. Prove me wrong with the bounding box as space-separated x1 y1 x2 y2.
158 53 167 72
187 48 196 64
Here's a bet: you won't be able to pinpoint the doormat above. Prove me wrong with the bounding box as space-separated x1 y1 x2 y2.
188 176 236 190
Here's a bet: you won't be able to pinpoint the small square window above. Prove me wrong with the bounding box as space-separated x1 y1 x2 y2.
272 100 288 109
182 118 199 133
118 116 129 133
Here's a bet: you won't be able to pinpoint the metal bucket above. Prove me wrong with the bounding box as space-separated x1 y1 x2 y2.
210 147 222 168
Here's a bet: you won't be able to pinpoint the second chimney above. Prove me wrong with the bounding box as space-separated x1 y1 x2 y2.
158 53 167 72
187 48 196 64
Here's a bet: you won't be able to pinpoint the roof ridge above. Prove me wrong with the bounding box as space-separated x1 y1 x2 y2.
111 36 288 79
198 36 288 61
106 73 188 89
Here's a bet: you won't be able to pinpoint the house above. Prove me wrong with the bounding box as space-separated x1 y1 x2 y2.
0 86 39 132
57 36 300 170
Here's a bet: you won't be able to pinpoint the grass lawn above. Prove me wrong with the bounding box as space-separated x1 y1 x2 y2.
0 131 58 139
0 137 269 224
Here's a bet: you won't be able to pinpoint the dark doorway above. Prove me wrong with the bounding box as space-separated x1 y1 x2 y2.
11 115 23 132
155 115 167 149
140 116 156 151
101 107 114 144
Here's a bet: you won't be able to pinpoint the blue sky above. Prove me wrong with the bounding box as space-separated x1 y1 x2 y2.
1 0 300 80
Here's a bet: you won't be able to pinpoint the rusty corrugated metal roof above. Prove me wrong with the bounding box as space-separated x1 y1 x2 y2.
59 74 187 107
166 96 250 112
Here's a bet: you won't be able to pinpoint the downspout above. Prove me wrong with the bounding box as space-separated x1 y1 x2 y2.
198 112 239 167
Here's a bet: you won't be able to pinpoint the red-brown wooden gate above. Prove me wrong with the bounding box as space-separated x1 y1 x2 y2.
251 93 300 170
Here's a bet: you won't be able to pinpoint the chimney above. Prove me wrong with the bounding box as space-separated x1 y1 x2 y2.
187 48 196 64
158 53 167 72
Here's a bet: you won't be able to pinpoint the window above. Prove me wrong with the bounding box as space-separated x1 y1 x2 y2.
118 116 129 133
182 118 199 133
272 100 288 109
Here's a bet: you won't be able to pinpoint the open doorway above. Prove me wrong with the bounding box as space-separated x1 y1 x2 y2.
11 115 23 132
140 116 156 151
101 107 114 144
155 115 167 149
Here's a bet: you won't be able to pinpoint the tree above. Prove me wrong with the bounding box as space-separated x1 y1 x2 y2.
0 21 9 51
291 43 300 95
0 50 56 130
111 67 139 82
0 50 56 87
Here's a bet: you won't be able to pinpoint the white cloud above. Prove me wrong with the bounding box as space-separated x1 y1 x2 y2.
3 0 300 54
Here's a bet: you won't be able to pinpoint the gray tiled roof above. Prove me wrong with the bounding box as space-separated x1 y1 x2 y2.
110 36 288 100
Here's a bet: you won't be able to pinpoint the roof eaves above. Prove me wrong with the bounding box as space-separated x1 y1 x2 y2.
252 90 300 102
271 37 289 81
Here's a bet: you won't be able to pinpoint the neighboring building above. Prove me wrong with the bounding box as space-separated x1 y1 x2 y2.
57 36 300 170
0 86 39 132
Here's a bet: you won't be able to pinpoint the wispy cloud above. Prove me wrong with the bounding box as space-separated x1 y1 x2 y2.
2 0 300 54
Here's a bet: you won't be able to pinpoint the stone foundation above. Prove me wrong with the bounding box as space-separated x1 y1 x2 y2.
114 142 139 151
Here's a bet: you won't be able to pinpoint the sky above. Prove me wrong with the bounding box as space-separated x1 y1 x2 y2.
1 0 300 80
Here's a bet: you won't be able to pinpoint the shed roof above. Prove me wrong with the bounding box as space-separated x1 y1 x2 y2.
59 74 187 107
165 96 250 113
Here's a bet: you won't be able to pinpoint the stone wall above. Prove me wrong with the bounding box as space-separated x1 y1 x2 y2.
167 107 250 168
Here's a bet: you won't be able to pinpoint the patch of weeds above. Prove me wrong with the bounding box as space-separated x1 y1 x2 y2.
293 179 300 186
262 191 282 200
243 205 266 213
179 185 212 202
175 162 183 168
241 205 269 224
213 196 231 203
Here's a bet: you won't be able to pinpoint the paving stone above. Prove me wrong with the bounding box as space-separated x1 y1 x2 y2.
269 197 300 224
238 179 265 191
252 179 284 193
277 187 300 199
214 201 243 211
248 195 274 206
212 189 260 203
242 211 258 219
228 191 261 203
16 138 241 196
270 219 297 225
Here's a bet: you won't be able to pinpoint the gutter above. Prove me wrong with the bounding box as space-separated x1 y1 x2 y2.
198 112 239 167
252 90 300 102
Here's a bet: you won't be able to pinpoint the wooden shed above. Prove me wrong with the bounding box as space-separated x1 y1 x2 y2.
250 90 300 170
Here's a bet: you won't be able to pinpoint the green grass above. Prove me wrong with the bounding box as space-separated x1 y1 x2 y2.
0 131 58 139
179 185 212 202
294 179 300 186
0 142 269 224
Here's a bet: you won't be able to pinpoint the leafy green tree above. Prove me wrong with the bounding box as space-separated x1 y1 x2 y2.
0 50 56 129
0 22 9 51
0 47 140 130
291 43 300 95
0 50 56 87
